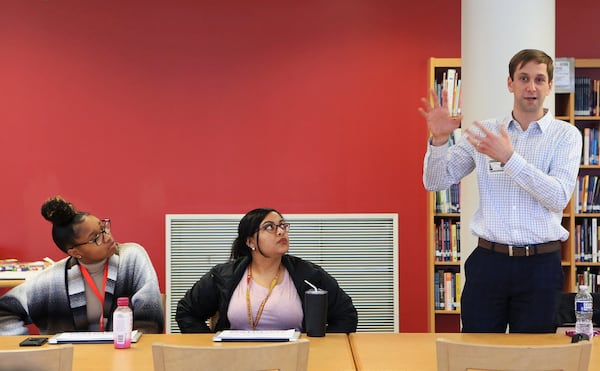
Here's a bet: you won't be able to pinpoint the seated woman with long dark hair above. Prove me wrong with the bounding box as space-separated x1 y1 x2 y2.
176 207 358 333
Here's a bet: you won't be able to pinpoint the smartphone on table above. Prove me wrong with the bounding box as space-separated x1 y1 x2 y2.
19 337 48 346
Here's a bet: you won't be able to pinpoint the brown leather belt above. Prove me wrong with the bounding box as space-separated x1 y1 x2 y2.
478 238 561 257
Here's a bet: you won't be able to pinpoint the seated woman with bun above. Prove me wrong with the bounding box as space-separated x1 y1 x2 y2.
0 196 164 335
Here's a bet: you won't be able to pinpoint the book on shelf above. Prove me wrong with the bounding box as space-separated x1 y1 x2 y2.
454 272 461 310
450 222 458 261
455 221 461 261
576 267 599 292
578 78 600 116
434 184 460 214
575 175 600 213
575 224 581 261
436 68 462 120
574 218 600 263
434 270 459 310
435 219 460 263
444 272 453 310
593 218 598 263
435 270 445 310
593 80 600 116
434 271 440 309
444 69 455 116
575 76 592 116
583 127 590 165
581 127 599 165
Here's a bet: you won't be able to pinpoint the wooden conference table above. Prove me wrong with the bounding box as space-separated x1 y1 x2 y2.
349 332 600 371
4 332 600 370
0 333 355 371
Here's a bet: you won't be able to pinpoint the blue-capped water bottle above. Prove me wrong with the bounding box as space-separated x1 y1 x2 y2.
575 285 593 339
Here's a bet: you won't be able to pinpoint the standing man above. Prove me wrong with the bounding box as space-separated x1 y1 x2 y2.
420 49 582 333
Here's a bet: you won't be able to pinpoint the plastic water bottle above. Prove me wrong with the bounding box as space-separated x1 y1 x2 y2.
575 285 594 339
113 297 133 349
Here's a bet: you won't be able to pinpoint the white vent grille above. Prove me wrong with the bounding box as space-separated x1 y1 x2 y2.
166 214 398 333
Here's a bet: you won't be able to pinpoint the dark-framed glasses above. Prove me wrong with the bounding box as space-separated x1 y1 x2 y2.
258 221 291 234
72 219 111 247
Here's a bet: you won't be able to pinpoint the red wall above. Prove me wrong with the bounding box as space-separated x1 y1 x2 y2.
0 0 596 332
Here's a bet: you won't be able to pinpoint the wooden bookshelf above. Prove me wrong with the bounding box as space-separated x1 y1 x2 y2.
571 59 600 293
426 58 461 332
426 57 600 333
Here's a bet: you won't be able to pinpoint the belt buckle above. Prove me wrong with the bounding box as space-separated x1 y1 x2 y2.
508 245 530 256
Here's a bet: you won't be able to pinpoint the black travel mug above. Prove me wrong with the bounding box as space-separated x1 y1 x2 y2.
304 288 328 337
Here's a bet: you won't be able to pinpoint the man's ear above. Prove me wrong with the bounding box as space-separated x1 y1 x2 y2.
507 76 514 93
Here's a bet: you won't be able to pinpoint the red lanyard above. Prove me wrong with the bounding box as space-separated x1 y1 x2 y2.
79 261 109 331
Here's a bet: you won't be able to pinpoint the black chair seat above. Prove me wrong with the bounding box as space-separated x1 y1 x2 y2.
556 292 600 327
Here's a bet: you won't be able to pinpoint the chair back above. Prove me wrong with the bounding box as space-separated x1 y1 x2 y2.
436 338 591 371
152 339 309 371
0 344 73 371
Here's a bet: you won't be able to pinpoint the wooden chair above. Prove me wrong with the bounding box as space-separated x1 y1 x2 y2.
436 338 591 371
0 344 74 371
152 340 309 371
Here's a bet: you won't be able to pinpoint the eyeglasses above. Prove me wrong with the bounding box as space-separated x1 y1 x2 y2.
258 221 290 234
72 219 111 247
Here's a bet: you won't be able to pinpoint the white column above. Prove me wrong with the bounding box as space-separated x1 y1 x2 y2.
459 0 555 307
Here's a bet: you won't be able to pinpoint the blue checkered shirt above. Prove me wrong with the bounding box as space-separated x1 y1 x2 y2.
423 110 582 245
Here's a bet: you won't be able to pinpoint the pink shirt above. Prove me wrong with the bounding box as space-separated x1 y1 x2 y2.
227 267 303 330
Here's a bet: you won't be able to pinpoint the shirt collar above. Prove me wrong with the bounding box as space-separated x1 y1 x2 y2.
509 108 553 133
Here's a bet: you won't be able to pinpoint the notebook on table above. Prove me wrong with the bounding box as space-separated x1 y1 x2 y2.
48 330 142 344
212 329 301 342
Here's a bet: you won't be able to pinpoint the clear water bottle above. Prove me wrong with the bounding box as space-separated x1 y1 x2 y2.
113 297 133 349
575 285 594 339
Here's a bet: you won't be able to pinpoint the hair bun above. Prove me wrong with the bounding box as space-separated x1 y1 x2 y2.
41 196 77 226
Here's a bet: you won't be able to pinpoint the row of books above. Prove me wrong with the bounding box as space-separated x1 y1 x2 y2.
435 69 462 146
577 268 600 293
434 183 460 214
575 77 600 116
434 219 461 262
582 127 600 165
575 219 600 262
433 270 461 310
0 258 49 272
574 175 600 214
435 69 462 117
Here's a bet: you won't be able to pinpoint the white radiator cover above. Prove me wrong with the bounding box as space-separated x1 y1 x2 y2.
165 213 399 333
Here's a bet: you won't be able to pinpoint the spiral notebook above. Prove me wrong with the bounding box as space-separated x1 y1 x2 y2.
48 330 142 344
212 329 300 342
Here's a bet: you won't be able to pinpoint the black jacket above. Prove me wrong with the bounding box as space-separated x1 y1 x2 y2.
176 254 358 333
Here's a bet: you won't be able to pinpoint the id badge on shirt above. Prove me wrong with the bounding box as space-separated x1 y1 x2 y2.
488 160 505 173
